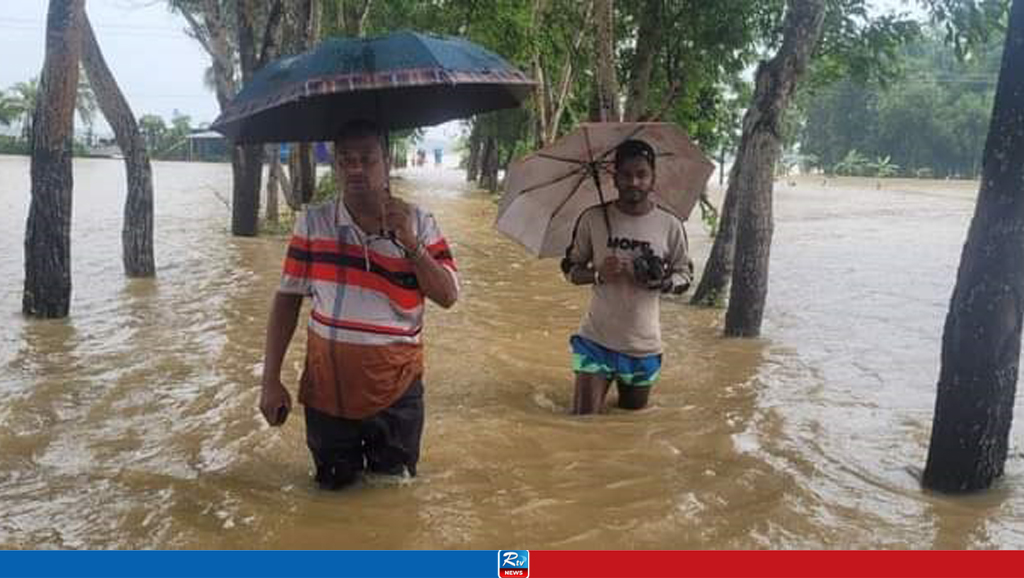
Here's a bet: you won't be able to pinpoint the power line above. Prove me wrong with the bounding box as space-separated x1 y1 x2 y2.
0 16 183 33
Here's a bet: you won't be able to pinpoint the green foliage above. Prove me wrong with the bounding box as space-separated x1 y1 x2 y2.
139 114 168 151
869 155 900 177
314 170 337 204
833 148 870 176
5 78 38 139
0 92 20 127
698 195 720 237
0 135 29 155
799 29 999 179
809 2 922 89
920 0 1011 59
3 75 98 143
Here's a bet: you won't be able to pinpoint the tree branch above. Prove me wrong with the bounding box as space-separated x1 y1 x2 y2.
643 77 682 121
258 0 285 67
549 0 594 140
178 7 214 58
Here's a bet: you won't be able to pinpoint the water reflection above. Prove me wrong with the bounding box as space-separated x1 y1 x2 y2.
927 487 1011 549
0 158 1022 548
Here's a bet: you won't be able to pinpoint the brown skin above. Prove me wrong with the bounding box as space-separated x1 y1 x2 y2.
258 133 458 427
569 155 656 415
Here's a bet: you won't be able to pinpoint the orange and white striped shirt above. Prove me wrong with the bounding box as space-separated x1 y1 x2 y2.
280 199 458 419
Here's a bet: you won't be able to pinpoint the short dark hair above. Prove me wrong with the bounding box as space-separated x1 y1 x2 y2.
335 119 384 146
614 139 656 171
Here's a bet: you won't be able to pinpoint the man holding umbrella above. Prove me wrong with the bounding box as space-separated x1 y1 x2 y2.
207 29 533 485
563 139 692 415
259 120 459 489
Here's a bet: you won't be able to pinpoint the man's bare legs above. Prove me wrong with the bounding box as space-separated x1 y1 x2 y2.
571 372 611 414
616 383 650 410
572 373 653 414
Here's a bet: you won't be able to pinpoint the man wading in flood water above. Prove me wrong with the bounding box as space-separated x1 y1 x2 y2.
562 139 692 414
258 120 459 489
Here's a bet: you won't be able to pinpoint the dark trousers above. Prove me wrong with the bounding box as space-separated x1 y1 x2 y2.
304 378 424 490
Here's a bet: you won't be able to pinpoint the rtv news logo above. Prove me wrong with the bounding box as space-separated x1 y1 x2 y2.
497 550 529 578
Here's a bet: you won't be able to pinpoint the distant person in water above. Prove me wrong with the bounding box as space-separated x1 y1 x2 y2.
433 147 443 167
562 139 692 414
259 119 459 489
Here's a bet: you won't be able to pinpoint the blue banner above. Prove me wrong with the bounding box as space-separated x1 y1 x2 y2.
0 551 500 578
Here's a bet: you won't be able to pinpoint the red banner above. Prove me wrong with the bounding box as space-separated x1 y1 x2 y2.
528 551 1024 578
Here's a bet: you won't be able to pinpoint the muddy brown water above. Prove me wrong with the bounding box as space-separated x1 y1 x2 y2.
0 155 1022 549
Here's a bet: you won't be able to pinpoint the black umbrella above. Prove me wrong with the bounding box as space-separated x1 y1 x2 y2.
210 30 534 143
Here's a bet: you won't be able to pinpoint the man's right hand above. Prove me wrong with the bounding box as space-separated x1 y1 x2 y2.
259 379 293 426
597 255 632 284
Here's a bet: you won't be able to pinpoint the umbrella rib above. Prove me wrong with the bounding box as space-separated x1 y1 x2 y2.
547 169 591 223
535 152 590 165
591 123 650 164
540 168 592 250
515 164 589 196
581 125 613 238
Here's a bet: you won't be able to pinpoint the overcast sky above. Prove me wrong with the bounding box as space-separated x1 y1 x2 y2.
1 0 218 128
1 0 923 136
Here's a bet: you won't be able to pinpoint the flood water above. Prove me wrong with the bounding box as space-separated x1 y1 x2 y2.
1 154 1022 549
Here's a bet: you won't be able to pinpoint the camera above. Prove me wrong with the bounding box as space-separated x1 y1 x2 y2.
633 245 669 289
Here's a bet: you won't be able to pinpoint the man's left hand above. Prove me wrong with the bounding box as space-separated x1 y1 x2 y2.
383 197 418 249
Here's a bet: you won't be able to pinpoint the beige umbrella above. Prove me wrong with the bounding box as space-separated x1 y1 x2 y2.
495 122 714 258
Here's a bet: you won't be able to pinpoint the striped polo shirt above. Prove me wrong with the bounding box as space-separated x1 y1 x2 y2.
279 198 457 419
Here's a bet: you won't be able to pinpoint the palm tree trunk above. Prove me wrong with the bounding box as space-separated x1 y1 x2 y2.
923 0 1024 493
80 10 155 277
23 0 83 318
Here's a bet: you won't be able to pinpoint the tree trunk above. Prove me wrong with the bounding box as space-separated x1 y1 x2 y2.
272 148 299 210
289 142 316 204
530 0 549 149
623 0 662 122
80 11 155 278
23 0 83 318
591 0 619 122
719 146 726 186
544 0 592 143
198 0 237 111
233 0 262 236
923 0 1024 494
480 136 499 192
690 159 743 307
341 0 371 36
230 0 284 236
231 144 264 236
466 123 482 182
308 0 321 41
265 145 280 223
283 0 317 207
723 0 825 337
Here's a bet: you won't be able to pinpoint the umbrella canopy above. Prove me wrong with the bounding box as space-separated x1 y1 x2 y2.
210 30 534 143
495 122 714 258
